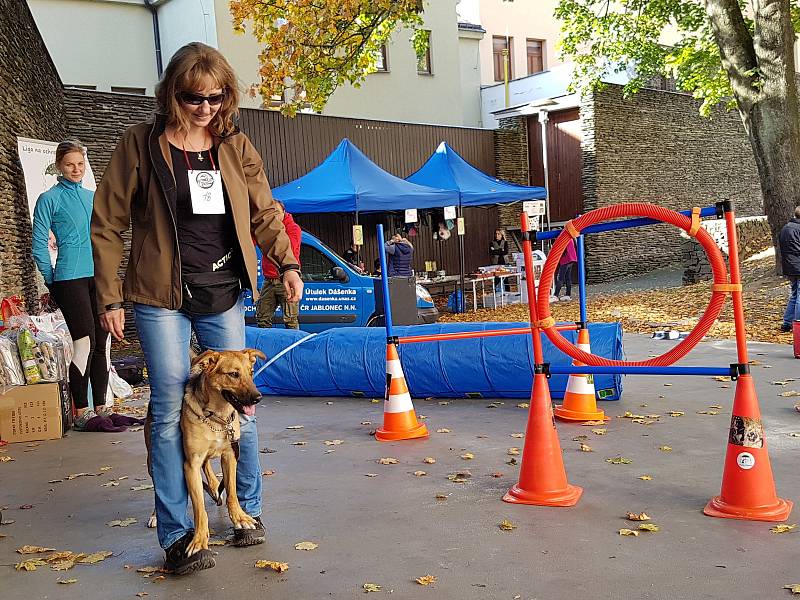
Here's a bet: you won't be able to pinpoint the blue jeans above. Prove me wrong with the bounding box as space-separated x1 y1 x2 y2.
134 298 262 549
784 277 800 327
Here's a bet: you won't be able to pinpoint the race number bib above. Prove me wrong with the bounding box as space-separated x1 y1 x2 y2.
188 169 225 215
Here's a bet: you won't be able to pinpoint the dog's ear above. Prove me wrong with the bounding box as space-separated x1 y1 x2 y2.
191 350 220 375
243 348 266 365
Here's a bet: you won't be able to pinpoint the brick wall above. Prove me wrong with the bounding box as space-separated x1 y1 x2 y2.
581 85 762 283
0 1 67 306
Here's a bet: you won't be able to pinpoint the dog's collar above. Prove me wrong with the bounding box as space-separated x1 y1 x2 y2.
188 405 238 442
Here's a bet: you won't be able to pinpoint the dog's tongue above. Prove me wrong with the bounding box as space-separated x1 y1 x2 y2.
243 404 257 417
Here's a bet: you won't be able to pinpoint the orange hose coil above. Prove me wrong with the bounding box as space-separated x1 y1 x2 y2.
536 203 728 367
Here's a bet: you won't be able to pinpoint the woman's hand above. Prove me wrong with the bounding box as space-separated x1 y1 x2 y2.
283 270 304 303
100 308 125 341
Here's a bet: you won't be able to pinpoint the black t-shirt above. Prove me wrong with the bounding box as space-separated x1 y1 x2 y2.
169 144 241 275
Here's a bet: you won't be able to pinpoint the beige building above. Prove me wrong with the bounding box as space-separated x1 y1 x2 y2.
29 0 484 127
457 0 563 87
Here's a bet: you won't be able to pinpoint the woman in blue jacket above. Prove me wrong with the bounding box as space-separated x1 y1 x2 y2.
32 140 110 431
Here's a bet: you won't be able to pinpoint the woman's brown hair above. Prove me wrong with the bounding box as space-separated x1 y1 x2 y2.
155 42 240 137
55 140 85 165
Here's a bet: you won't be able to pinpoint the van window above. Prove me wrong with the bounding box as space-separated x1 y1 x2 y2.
300 244 338 282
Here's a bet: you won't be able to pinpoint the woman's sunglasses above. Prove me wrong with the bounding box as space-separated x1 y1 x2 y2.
178 91 226 106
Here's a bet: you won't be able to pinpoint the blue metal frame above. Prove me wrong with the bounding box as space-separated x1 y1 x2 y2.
576 234 588 324
376 224 395 339
534 205 719 241
549 365 731 376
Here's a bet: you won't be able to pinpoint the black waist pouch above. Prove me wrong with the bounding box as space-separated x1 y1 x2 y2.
181 271 242 315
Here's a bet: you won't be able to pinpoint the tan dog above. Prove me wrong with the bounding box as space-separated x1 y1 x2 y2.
181 348 265 556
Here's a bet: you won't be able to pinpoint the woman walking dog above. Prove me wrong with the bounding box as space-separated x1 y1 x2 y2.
92 42 302 575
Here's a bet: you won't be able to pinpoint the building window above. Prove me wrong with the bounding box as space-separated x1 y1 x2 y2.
493 35 513 82
111 86 146 95
416 30 432 75
374 44 389 72
66 85 97 90
527 39 545 75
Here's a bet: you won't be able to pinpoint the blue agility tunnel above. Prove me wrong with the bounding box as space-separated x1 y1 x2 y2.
246 322 624 400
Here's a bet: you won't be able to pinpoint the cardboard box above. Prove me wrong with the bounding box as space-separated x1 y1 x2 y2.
0 382 69 443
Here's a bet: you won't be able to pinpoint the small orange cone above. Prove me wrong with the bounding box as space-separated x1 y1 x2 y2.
555 328 608 422
704 374 792 521
504 372 583 506
375 343 429 442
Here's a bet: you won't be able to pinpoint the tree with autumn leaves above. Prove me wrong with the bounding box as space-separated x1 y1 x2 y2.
557 0 800 268
230 0 425 115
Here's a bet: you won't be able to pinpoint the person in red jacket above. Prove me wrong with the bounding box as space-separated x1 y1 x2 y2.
256 204 302 329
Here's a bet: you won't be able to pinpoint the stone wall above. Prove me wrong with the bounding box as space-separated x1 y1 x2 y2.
582 85 763 283
0 1 67 306
495 116 529 233
682 216 771 284
64 89 157 180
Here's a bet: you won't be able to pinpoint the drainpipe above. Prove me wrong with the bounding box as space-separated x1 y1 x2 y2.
144 0 164 78
538 108 551 232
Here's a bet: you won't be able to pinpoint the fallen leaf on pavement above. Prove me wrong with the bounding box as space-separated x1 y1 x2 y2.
460 453 474 460
0 456 14 463
626 512 651 521
638 523 660 532
659 446 672 452
668 411 685 417
17 545 56 554
572 435 589 441
78 551 113 564
107 518 137 527
294 541 318 551
364 473 378 477
582 420 605 426
377 458 399 465
507 448 520 456
423 457 436 464
413 471 427 477
15 559 47 571
579 443 593 452
131 484 154 491
491 472 504 478
709 405 723 409
638 475 653 481
592 429 607 435
415 575 437 585
323 440 343 446
618 529 640 537
285 425 304 430
436 428 451 433
262 470 275 476
136 566 170 577
784 584 800 594
606 457 632 465
208 539 227 546
771 524 797 534
499 519 516 531
516 403 529 409
363 583 382 593
255 560 289 572
779 391 800 397
99 466 112 472
435 494 449 500
58 579 78 584
291 441 307 446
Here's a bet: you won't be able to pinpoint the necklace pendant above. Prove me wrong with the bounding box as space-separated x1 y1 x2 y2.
197 152 204 162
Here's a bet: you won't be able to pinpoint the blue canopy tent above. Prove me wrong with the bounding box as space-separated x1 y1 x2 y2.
271 138 459 213
406 141 547 311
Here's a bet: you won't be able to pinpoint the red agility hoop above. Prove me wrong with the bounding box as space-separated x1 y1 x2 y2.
536 203 729 367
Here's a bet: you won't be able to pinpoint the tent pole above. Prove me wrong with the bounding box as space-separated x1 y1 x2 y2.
354 211 360 267
458 202 465 312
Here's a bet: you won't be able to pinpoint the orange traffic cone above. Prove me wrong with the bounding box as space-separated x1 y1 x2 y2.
554 328 608 422
375 343 429 442
704 374 792 521
504 372 583 506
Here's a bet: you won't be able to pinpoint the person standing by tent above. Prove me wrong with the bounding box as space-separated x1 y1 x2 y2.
32 139 111 431
551 237 577 302
256 202 302 329
385 232 414 277
779 206 800 333
489 228 509 292
91 42 302 576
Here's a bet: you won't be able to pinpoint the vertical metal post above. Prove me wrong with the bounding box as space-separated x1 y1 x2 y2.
577 233 588 325
722 205 749 364
521 213 545 364
503 48 510 107
377 224 395 340
538 109 551 232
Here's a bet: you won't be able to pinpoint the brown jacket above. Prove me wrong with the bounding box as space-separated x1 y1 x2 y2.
91 116 298 311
